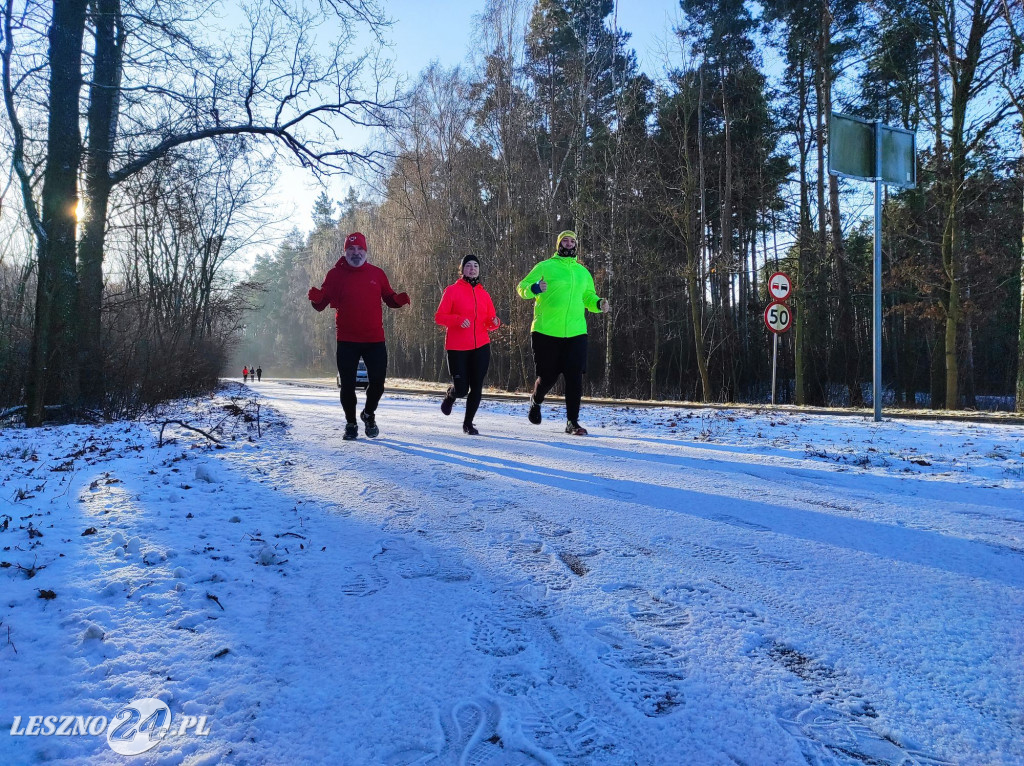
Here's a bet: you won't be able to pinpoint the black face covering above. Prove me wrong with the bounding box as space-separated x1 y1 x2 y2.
557 244 577 258
461 254 481 284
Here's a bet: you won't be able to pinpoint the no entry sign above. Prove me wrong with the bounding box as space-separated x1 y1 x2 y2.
768 272 792 301
764 301 792 334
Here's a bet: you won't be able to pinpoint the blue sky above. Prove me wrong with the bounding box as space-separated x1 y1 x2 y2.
255 0 686 263
383 0 684 81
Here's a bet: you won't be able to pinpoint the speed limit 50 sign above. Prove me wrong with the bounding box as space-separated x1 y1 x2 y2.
764 301 792 334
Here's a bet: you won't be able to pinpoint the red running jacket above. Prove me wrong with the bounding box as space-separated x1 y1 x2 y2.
308 260 410 342
434 278 500 351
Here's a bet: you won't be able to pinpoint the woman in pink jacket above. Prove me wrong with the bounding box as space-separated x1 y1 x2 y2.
434 255 501 435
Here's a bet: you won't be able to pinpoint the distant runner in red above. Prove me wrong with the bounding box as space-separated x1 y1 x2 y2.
307 232 410 440
434 254 500 435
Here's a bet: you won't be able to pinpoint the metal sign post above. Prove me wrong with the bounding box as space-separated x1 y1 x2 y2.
829 113 917 422
764 284 793 406
772 334 779 405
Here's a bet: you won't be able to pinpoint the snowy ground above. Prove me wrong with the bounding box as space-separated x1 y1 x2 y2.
1 380 1023 765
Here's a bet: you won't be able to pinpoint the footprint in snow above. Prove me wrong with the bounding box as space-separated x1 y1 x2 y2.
608 671 686 718
462 608 529 658
387 500 418 515
381 515 418 534
675 541 738 566
334 564 388 597
461 514 486 533
777 704 954 766
490 666 619 763
586 622 689 718
374 538 440 580
752 550 805 571
711 514 772 533
505 541 574 593
529 568 573 595
490 665 546 697
475 498 517 514
620 588 692 631
529 516 574 540
384 699 547 765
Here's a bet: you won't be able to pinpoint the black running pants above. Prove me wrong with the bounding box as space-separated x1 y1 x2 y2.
447 344 491 425
530 332 587 423
336 341 387 423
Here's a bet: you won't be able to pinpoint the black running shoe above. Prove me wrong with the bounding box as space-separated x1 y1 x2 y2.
441 388 455 416
528 396 542 425
565 420 588 436
360 410 379 438
343 423 358 440
463 422 479 435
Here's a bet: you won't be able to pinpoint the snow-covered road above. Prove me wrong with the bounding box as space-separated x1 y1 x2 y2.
2 380 1023 765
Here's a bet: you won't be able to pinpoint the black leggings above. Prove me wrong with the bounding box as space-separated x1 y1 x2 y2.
447 344 491 424
530 332 587 423
336 341 387 423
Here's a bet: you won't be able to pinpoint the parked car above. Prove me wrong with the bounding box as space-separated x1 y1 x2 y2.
337 360 369 390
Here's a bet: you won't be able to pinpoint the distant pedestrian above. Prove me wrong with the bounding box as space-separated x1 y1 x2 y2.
435 254 500 435
256 366 262 382
308 232 410 440
243 366 249 383
517 230 608 435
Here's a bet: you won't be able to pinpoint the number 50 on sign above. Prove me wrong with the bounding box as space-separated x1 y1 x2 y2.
764 301 792 334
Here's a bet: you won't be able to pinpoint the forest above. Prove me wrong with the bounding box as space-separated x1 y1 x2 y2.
2 0 1022 422
235 0 1024 411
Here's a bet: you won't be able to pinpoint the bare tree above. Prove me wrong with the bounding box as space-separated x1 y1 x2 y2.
927 0 1014 408
2 0 403 423
3 0 88 423
100 138 271 410
1001 0 1024 412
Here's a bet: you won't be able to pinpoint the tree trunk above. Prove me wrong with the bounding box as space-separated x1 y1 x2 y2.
687 265 711 403
821 3 863 407
794 55 809 405
25 0 89 426
942 177 962 409
719 63 735 400
77 0 123 407
813 53 828 406
1011 122 1019 413
930 325 945 408
697 63 711 401
650 299 659 400
941 83 967 409
963 306 976 408
1017 123 1024 413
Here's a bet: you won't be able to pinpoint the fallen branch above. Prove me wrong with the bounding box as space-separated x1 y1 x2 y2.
15 557 46 579
159 420 223 447
0 405 26 423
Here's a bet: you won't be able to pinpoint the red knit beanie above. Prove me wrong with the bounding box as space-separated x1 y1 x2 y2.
345 232 367 251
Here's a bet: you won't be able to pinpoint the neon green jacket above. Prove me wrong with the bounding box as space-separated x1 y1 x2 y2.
517 252 603 337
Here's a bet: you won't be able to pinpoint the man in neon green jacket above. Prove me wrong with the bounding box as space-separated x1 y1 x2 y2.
517 230 609 435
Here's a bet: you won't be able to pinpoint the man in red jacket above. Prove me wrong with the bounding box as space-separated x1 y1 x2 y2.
308 232 410 440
